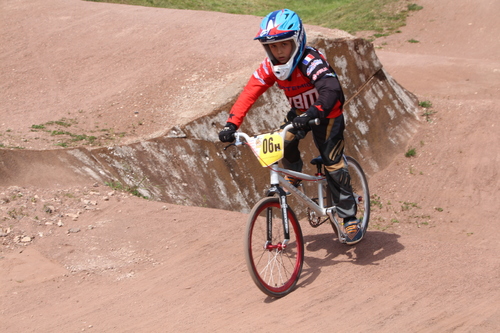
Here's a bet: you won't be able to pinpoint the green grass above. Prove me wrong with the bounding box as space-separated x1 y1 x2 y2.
401 201 420 211
105 180 149 199
29 117 108 147
85 0 421 35
405 147 416 157
419 100 432 108
408 3 423 11
370 194 383 209
419 100 437 122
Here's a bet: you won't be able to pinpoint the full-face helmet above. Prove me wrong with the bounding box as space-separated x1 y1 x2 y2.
254 9 306 80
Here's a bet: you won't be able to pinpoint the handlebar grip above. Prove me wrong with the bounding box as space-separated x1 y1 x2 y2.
308 118 320 126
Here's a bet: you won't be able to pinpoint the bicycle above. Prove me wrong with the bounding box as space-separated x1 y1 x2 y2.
225 119 370 298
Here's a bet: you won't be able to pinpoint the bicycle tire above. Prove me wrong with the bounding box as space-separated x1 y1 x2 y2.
326 156 370 236
345 156 370 233
244 197 304 298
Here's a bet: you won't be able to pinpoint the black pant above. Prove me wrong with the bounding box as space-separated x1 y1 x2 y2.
282 111 357 219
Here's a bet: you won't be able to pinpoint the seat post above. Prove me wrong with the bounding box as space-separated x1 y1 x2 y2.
316 164 322 176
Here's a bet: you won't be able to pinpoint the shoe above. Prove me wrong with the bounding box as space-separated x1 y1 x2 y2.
284 176 301 196
343 218 363 245
285 175 301 187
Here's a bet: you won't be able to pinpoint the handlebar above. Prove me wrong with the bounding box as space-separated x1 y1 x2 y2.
280 118 320 134
224 118 320 150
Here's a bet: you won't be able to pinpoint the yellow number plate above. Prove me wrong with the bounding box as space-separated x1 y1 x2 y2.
248 132 284 167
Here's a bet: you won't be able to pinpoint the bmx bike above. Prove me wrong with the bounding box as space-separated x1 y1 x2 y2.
225 119 370 298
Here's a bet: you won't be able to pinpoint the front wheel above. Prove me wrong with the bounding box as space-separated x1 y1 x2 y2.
244 197 304 298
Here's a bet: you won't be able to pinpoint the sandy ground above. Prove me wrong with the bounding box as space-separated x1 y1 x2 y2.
1 0 499 332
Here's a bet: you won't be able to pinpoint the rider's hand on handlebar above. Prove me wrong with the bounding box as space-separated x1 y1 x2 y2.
218 122 237 143
292 113 312 130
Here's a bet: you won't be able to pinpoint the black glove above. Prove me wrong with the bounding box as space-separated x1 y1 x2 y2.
218 122 237 142
292 113 312 130
293 129 307 140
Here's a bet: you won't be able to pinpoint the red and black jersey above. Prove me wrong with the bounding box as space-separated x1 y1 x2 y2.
227 46 345 128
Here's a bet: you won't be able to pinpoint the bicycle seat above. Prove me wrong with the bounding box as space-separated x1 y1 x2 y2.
310 156 323 165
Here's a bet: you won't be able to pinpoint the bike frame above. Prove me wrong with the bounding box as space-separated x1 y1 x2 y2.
274 167 328 216
233 123 346 244
269 165 345 243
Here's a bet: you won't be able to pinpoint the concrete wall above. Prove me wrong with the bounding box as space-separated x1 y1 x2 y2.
0 36 420 214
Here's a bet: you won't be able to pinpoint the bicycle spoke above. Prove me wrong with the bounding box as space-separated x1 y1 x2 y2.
262 246 299 288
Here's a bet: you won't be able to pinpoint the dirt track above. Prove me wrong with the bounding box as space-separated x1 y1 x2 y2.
1 0 499 331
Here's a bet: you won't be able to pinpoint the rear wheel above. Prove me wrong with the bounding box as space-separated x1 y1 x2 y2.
325 156 370 236
244 197 304 298
345 156 370 233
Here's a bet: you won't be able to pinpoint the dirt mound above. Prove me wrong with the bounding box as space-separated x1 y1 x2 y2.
1 0 499 331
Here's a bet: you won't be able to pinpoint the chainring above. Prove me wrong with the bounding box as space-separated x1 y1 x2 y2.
307 198 330 228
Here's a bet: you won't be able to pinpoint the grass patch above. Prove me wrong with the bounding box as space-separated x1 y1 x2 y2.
405 147 416 157
401 201 420 211
419 100 432 108
47 119 76 127
407 3 423 11
7 207 26 220
30 117 108 147
419 100 438 122
105 180 149 199
0 144 25 149
370 194 383 209
31 118 77 133
51 130 68 136
85 0 418 35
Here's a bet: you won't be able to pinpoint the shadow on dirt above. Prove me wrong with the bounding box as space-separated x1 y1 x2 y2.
260 231 403 302
298 231 404 289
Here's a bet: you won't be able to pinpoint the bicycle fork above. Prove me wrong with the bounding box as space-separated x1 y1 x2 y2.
263 190 290 251
264 164 290 251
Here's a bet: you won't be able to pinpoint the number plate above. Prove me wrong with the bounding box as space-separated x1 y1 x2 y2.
248 132 284 167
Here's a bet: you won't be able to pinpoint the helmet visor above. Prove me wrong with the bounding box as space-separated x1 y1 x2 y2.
254 29 297 43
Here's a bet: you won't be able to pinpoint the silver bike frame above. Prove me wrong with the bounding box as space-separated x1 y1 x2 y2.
234 123 347 243
272 165 345 242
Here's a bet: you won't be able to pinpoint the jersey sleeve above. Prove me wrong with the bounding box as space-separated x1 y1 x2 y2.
226 59 276 128
299 48 344 119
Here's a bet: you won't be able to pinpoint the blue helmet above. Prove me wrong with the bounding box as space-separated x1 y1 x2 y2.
254 9 306 80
